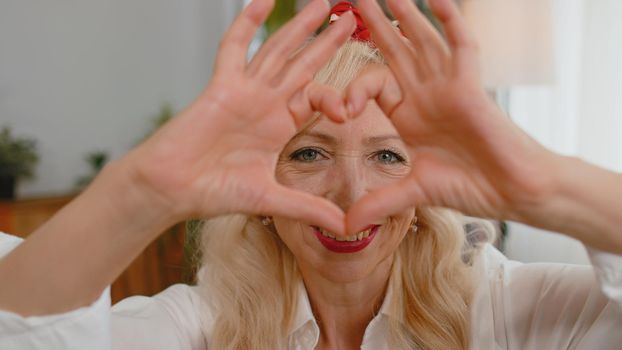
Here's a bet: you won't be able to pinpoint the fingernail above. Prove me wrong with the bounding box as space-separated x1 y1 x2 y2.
347 102 356 117
339 105 348 121
344 11 357 32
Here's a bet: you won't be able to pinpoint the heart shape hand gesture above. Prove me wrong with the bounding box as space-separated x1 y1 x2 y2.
126 0 557 238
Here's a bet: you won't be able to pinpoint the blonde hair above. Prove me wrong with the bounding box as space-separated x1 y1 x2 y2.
197 41 492 349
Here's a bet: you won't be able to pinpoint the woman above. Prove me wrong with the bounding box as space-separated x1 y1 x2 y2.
1 0 621 349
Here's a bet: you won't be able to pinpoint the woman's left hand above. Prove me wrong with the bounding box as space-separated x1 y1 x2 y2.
343 0 560 233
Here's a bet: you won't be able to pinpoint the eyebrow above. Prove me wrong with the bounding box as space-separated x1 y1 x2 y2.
294 131 338 144
363 135 402 145
292 131 402 145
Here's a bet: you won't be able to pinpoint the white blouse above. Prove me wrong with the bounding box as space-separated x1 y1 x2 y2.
1 231 621 349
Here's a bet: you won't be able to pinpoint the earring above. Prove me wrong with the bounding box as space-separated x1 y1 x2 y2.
261 216 273 226
410 215 418 234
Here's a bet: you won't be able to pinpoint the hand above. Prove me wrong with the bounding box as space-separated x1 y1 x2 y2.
122 0 356 235
344 0 558 232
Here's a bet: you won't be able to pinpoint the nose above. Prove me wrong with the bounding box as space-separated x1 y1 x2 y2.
326 156 369 212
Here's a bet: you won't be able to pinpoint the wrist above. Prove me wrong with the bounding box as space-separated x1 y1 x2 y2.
498 138 563 225
84 159 181 238
512 152 570 222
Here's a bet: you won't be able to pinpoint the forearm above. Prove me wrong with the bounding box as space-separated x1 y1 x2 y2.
0 160 177 316
519 155 622 254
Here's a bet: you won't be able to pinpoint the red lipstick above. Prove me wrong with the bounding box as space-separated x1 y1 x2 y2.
312 225 380 253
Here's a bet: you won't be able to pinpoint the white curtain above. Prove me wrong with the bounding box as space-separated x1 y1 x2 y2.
506 0 622 264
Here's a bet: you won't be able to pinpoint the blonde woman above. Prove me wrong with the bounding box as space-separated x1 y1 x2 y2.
1 0 621 349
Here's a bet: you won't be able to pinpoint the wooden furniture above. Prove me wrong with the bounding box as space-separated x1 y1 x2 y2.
0 194 188 304
0 195 76 236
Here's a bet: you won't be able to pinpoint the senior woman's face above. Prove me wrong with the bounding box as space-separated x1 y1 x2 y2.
273 102 416 283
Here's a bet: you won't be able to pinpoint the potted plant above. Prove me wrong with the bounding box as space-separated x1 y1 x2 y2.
0 126 39 199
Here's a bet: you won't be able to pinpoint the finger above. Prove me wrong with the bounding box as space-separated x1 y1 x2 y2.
265 184 346 236
345 176 426 235
428 0 480 73
288 82 347 128
279 11 356 90
214 0 275 74
386 0 450 75
344 65 403 119
247 0 331 78
357 0 419 85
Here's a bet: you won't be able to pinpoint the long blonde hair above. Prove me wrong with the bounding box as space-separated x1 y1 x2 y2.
198 41 490 349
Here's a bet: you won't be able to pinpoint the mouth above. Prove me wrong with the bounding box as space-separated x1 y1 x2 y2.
311 225 381 253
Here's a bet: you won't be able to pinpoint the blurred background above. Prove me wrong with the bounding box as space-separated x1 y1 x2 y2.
1 0 621 300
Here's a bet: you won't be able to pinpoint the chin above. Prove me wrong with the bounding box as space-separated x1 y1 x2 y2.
320 261 377 283
314 252 396 284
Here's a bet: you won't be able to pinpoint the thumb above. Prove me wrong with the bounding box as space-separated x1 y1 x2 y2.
262 183 346 236
346 176 426 235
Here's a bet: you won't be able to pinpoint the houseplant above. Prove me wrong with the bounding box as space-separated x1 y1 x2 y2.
0 126 39 199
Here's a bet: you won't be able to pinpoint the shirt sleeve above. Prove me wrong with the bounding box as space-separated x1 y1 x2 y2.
586 247 622 308
479 244 622 350
111 284 209 350
0 232 111 350
0 232 208 350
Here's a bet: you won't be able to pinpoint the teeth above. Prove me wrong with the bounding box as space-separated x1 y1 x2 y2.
318 227 374 242
319 228 336 239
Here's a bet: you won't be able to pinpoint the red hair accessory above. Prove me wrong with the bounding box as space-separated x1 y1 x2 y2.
329 1 404 45
329 1 372 43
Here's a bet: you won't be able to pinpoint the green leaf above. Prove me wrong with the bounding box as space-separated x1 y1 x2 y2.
0 126 39 180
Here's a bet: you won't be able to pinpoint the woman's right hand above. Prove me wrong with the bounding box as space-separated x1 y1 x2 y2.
121 0 355 235
0 0 356 317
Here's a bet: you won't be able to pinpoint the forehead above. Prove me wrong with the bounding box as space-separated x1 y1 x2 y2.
302 102 399 141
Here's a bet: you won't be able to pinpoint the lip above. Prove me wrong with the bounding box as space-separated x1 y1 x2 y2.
312 225 381 253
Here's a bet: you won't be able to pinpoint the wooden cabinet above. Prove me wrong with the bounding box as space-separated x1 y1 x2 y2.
0 195 76 236
0 194 189 304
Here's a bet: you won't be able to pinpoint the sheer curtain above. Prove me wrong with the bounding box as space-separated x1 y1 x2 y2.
505 0 622 264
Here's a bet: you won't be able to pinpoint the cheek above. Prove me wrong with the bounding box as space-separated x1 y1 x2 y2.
384 210 416 247
272 219 297 247
366 168 409 189
272 219 323 263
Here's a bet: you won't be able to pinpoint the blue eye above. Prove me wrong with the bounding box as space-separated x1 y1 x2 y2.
291 148 322 162
376 150 405 164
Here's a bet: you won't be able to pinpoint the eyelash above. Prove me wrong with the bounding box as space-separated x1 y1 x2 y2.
289 147 326 162
289 148 407 165
373 149 406 165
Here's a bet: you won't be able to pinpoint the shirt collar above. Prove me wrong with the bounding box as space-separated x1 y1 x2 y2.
377 282 397 320
289 281 317 336
287 279 402 340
